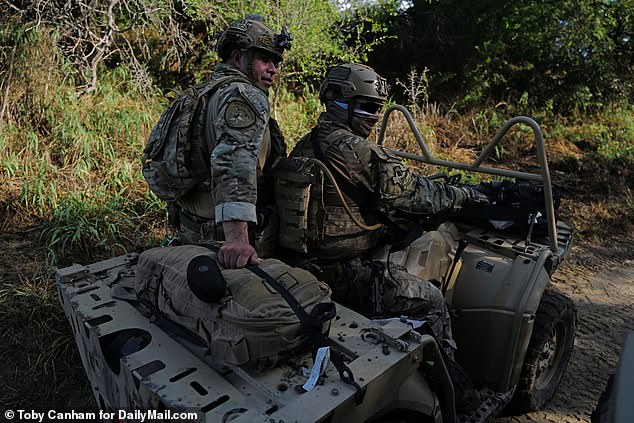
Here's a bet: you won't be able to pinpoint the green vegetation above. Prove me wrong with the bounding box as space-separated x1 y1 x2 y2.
364 0 634 113
0 25 330 265
272 84 323 148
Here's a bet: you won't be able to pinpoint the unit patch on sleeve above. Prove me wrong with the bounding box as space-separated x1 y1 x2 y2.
225 100 256 129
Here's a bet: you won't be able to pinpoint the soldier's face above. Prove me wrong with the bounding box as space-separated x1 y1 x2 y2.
235 50 278 90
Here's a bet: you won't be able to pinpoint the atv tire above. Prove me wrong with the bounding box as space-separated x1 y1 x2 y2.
510 287 576 413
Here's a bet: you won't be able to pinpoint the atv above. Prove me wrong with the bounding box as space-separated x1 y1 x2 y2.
55 106 575 423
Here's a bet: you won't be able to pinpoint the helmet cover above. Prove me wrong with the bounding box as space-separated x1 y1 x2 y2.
319 63 388 105
217 15 292 63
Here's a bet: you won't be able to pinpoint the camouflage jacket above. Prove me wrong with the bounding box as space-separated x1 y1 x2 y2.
177 63 285 222
290 111 459 259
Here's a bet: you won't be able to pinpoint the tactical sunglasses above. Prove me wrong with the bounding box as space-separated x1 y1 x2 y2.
357 101 383 115
335 101 383 117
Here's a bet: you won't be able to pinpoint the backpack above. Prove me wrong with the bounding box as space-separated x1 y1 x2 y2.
273 130 414 257
142 76 246 201
133 244 334 370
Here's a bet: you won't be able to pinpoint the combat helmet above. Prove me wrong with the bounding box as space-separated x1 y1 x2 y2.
217 15 292 63
319 63 389 110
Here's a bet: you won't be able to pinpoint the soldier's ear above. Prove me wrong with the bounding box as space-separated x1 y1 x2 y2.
323 88 336 101
229 49 245 68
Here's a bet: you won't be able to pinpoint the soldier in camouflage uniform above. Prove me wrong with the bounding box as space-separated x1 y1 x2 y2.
285 63 488 356
176 15 291 268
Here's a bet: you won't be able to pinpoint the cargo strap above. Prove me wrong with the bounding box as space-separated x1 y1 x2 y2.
200 242 366 403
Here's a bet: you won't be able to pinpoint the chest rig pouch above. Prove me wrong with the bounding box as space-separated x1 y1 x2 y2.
274 157 325 253
274 154 383 255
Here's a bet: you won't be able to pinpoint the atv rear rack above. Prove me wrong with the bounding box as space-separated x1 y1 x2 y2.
55 254 449 423
377 106 559 254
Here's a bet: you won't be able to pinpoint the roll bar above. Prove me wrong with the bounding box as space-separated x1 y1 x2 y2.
376 105 558 253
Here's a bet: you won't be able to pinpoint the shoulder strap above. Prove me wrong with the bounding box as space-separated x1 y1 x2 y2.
310 129 403 233
194 74 249 100
198 75 252 159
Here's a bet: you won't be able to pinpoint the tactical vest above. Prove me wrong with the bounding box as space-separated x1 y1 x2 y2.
174 76 284 223
275 130 383 260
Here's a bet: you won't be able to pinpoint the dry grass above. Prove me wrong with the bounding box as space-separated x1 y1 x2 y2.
376 102 575 185
561 193 634 242
0 231 94 408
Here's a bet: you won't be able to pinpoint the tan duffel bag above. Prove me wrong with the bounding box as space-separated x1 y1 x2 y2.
134 244 333 370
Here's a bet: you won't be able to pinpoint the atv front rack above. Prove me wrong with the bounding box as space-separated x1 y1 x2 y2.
377 105 559 254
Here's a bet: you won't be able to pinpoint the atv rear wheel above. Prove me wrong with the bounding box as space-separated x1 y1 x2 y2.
510 288 576 413
591 374 615 423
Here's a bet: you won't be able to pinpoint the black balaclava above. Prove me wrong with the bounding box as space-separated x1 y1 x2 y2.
327 100 381 138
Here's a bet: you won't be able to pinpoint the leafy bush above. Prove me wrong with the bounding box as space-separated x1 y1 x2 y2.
272 84 323 149
0 28 166 260
1 4 633 265
554 105 634 161
363 0 634 114
3 0 375 93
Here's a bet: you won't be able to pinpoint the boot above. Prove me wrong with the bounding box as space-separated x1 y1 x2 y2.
445 357 481 413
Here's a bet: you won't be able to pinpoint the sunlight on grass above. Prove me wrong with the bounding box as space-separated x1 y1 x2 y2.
272 83 323 149
0 29 165 261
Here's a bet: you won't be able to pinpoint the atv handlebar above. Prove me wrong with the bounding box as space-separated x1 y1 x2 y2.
376 105 558 253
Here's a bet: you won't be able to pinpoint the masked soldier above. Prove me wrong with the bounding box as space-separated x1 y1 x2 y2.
275 63 486 411
174 15 292 268
281 63 488 356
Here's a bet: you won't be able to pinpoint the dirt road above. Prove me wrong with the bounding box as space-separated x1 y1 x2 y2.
495 244 634 423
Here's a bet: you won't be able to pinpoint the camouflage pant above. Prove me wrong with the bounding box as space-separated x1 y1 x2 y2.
318 257 455 356
178 223 203 244
177 208 278 258
177 209 217 244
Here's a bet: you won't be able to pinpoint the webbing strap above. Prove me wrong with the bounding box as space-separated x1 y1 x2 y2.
201 242 365 403
310 129 418 252
311 128 376 210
